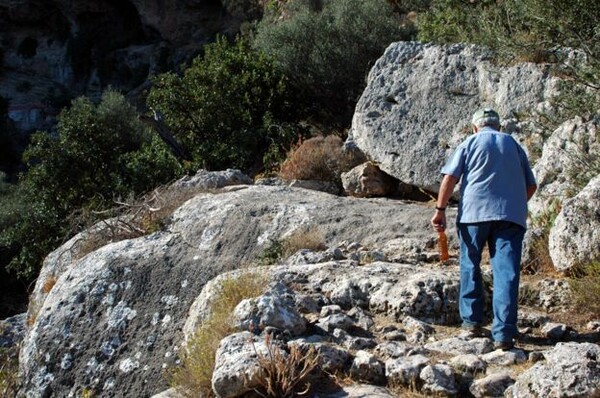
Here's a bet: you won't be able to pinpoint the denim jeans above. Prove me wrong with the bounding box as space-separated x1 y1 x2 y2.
457 221 525 343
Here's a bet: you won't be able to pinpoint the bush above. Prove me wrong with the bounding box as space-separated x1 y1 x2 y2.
254 0 415 127
0 90 183 278
172 271 264 397
570 261 600 318
417 0 600 119
278 135 359 183
147 36 300 173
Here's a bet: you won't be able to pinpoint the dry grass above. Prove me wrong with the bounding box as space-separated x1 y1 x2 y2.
257 227 326 265
253 334 320 398
569 261 600 319
171 271 265 397
522 199 562 275
42 276 57 294
278 135 360 182
71 184 208 261
0 346 20 397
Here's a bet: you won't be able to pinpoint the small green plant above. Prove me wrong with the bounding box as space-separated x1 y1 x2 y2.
569 261 600 318
171 271 264 397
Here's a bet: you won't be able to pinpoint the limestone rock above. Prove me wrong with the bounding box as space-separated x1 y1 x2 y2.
287 179 341 195
450 354 486 375
507 342 600 397
19 185 447 397
529 117 600 216
211 332 270 398
480 348 527 366
549 174 600 272
0 313 26 348
349 350 386 385
342 162 397 197
420 364 458 396
173 168 253 190
424 337 494 356
469 372 514 398
385 354 429 386
233 282 307 336
349 41 559 193
321 384 397 398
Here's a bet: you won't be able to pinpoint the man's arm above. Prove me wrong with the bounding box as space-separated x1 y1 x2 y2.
431 174 458 232
526 184 537 201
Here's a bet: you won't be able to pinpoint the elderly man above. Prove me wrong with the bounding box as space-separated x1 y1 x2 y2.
431 108 537 350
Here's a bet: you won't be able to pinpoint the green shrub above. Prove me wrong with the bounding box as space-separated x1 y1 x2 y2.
570 261 600 318
254 0 415 127
417 0 600 118
0 90 183 279
147 36 300 173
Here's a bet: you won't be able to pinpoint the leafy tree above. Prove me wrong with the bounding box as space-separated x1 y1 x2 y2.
147 36 300 173
0 90 182 278
253 0 415 127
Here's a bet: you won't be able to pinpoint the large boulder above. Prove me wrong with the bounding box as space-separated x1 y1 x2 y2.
19 185 446 397
528 117 600 216
506 342 600 397
549 174 600 272
349 41 560 193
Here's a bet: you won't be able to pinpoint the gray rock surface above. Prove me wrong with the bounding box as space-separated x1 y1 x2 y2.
211 331 269 398
0 313 26 348
233 283 307 336
529 117 600 216
19 185 449 397
341 162 398 197
425 337 494 356
385 354 429 386
419 364 458 396
549 174 600 272
349 41 559 193
469 372 514 398
349 350 386 385
507 342 600 397
173 168 253 190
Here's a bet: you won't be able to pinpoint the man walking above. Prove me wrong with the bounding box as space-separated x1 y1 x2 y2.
431 108 537 350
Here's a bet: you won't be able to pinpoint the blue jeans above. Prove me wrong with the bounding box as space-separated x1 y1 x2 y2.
457 221 525 343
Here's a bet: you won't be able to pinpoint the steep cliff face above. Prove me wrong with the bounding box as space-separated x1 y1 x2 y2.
0 0 254 130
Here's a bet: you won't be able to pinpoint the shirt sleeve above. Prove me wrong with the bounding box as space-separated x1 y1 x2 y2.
441 143 466 179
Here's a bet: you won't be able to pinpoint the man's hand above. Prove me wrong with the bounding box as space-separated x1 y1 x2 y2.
431 210 446 232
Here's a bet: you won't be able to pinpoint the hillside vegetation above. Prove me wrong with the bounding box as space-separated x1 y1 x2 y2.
0 0 598 300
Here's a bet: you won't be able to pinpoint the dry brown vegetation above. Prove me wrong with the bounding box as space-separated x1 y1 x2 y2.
278 135 361 182
253 334 320 397
0 345 19 396
71 184 211 262
171 271 265 397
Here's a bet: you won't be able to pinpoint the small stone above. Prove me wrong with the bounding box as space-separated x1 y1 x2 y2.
470 372 514 398
450 354 486 374
420 364 458 396
349 350 386 385
541 322 568 340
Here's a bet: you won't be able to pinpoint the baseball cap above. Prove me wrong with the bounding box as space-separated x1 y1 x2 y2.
471 108 500 125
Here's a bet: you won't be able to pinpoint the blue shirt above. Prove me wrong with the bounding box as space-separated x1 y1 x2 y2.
441 127 536 228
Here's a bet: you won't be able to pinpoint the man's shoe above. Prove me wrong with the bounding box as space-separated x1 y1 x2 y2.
460 325 488 338
494 340 514 350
